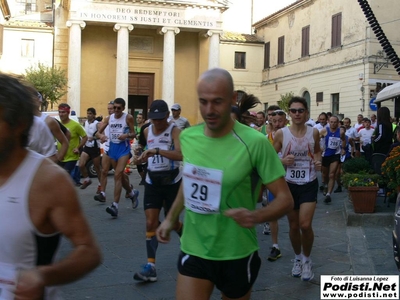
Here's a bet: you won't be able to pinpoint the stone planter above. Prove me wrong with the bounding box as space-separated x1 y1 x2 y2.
348 186 379 213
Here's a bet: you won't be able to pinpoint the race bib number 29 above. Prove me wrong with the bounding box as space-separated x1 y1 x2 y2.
183 163 223 214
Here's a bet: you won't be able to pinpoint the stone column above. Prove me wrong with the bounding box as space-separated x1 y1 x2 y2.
66 20 86 117
114 23 134 105
159 27 180 108
206 30 222 69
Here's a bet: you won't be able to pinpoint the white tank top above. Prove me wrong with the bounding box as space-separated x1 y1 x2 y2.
145 123 182 183
281 126 317 185
84 119 99 148
28 116 57 158
0 151 61 299
109 113 129 144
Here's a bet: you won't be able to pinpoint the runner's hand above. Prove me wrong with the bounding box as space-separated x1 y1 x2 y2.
156 219 174 243
14 269 45 300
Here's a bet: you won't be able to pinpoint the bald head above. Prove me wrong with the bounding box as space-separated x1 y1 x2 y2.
198 68 234 96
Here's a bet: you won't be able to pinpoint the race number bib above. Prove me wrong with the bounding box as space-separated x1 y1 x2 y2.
286 160 310 184
327 136 340 149
0 262 18 299
149 154 170 171
183 163 222 214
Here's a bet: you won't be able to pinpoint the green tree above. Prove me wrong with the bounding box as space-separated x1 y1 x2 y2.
24 63 68 111
277 92 294 113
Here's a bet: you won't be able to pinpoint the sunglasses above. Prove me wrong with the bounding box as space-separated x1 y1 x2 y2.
289 108 306 114
271 110 286 116
114 106 123 110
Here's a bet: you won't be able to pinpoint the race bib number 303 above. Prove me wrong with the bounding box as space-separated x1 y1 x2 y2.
183 163 223 214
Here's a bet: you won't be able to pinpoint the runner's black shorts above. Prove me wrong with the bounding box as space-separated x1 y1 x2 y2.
287 178 318 210
322 154 340 168
82 146 101 159
177 250 261 299
143 179 181 213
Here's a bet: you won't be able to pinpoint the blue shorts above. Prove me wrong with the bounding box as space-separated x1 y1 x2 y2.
108 142 131 161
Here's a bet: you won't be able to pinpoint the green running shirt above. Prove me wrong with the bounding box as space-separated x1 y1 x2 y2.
180 121 285 260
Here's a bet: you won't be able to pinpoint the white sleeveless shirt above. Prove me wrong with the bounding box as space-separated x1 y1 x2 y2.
84 119 99 148
145 123 182 183
109 113 129 144
28 116 57 158
281 126 317 185
0 151 61 299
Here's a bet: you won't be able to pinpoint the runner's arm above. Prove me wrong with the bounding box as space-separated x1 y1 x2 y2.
47 117 69 161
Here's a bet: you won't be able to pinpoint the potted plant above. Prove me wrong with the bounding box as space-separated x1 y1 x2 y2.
381 146 400 200
341 172 380 213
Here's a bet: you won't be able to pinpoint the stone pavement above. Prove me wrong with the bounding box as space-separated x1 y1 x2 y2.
59 170 399 299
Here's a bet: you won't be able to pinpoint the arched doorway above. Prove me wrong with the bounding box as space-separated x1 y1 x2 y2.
303 91 311 114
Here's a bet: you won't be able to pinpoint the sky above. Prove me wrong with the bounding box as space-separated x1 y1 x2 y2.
222 0 297 33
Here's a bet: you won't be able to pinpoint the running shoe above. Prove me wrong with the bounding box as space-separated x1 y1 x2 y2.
268 247 282 261
125 184 134 198
133 263 157 282
334 186 342 193
94 193 106 203
130 189 140 209
262 222 271 235
106 204 118 218
324 195 332 204
301 260 314 281
291 259 302 277
323 186 328 196
80 179 92 189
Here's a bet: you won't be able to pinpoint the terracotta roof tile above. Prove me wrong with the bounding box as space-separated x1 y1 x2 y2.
4 20 52 28
220 31 263 43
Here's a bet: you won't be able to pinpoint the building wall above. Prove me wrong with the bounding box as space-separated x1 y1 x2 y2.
219 40 264 112
0 26 53 73
79 25 205 124
254 0 400 121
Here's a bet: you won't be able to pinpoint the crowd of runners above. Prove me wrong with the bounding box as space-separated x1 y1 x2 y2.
1 69 399 300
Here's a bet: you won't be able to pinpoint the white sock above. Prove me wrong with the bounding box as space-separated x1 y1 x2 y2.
302 255 311 263
101 192 105 196
113 202 118 208
295 254 303 261
326 193 331 196
273 244 279 249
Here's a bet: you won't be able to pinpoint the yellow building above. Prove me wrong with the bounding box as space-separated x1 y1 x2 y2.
253 0 400 121
1 0 400 123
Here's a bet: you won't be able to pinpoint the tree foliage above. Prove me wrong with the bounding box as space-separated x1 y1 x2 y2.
277 92 294 113
24 63 68 111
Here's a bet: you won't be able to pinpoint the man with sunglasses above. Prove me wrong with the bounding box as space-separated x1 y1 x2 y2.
265 105 280 135
97 98 139 218
156 68 293 299
94 101 137 204
273 97 322 281
133 100 183 283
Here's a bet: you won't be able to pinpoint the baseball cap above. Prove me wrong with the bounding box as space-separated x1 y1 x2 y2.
171 103 181 111
148 100 169 119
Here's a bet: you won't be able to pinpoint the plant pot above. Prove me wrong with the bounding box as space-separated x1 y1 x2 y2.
348 186 379 213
